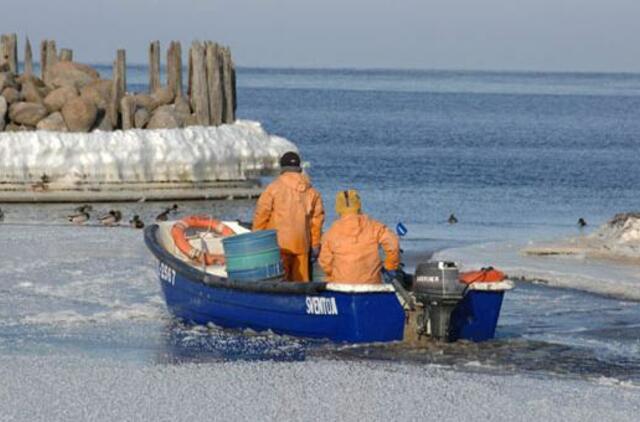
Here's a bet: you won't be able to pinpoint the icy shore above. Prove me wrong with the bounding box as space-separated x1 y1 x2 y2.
1 355 638 422
435 213 640 301
0 120 296 186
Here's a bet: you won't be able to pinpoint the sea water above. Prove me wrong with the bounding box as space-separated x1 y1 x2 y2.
1 68 640 420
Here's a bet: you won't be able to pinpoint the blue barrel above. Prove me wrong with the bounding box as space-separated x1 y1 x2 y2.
223 230 284 281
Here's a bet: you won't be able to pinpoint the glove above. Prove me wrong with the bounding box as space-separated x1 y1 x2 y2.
310 246 321 264
383 269 398 284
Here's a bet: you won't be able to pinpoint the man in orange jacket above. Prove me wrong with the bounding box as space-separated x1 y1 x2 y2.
253 152 324 282
319 190 400 284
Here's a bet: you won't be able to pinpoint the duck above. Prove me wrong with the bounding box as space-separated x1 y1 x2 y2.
578 218 587 228
74 204 93 213
130 215 145 229
0 208 4 222
99 210 122 226
448 213 458 224
156 204 179 222
67 211 90 225
31 174 50 192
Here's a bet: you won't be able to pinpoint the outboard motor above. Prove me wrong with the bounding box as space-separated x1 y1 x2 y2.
412 261 465 341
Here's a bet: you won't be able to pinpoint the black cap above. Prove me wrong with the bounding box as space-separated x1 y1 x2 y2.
280 151 301 168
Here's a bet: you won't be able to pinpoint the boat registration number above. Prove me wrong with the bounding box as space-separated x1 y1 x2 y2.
306 297 338 315
159 262 176 285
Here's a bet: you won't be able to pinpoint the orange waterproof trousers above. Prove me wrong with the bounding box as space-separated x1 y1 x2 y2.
281 252 310 282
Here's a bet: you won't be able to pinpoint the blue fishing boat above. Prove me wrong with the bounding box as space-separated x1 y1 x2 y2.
144 220 513 344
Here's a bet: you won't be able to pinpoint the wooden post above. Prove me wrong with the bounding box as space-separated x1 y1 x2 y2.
149 40 160 93
187 45 193 98
120 96 135 130
24 37 33 76
0 34 18 74
167 41 183 98
46 40 58 69
40 40 47 80
59 48 73 62
220 46 235 124
190 41 210 126
109 49 126 128
205 42 223 126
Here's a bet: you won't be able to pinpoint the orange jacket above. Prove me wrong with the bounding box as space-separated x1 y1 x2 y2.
253 172 325 255
318 214 400 284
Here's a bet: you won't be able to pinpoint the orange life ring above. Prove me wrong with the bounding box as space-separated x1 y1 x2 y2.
459 267 506 284
171 216 237 266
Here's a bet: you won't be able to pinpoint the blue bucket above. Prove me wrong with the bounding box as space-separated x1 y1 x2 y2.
223 230 284 281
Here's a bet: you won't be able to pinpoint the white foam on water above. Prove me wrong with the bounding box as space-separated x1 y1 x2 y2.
0 120 296 184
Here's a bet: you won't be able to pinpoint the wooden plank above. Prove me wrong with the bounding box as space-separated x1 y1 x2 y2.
220 46 235 124
149 40 160 93
24 37 33 75
109 49 126 128
205 42 223 126
189 41 210 125
59 48 73 62
40 40 47 80
167 41 183 98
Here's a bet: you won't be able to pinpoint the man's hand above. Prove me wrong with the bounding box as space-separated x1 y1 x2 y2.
310 246 321 263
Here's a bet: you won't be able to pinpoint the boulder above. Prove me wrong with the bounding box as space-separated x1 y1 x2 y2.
151 86 175 108
147 105 179 129
174 95 191 118
133 94 155 111
5 122 35 132
61 97 97 132
0 96 7 131
0 72 17 92
80 79 112 109
93 109 113 131
134 107 150 129
8 102 48 126
2 87 21 104
21 80 44 104
44 86 78 112
36 112 68 132
47 61 100 90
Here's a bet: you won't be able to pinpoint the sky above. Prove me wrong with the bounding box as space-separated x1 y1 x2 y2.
1 0 639 72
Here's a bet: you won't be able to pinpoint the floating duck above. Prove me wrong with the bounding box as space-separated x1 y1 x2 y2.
448 213 458 224
67 211 90 225
99 210 122 226
0 208 4 222
156 204 179 222
75 204 93 213
578 218 587 228
130 215 145 229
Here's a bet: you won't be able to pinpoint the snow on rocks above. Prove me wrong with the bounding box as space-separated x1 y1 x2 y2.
0 120 297 185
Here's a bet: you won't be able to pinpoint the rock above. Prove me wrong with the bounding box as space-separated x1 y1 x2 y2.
47 61 100 90
184 113 199 127
61 97 97 132
8 102 48 126
93 109 113 131
1 87 21 104
147 105 179 129
0 96 7 131
0 72 17 91
80 80 112 109
44 86 78 112
133 94 155 111
21 80 44 104
174 95 191 117
5 122 35 132
134 107 150 129
151 87 175 108
17 73 46 88
36 112 68 131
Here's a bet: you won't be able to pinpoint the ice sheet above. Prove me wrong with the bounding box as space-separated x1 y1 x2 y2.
0 120 296 184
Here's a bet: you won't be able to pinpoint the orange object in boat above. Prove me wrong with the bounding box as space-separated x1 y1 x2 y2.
171 216 237 266
459 267 506 284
